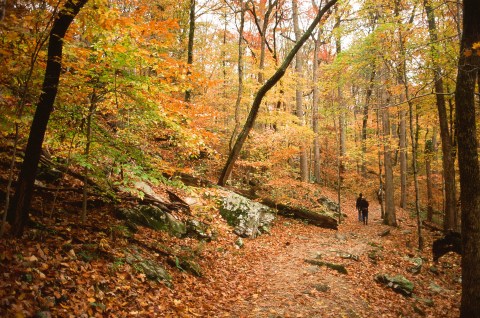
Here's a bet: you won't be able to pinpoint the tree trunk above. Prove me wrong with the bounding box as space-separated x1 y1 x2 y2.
292 0 308 182
0 0 5 21
229 0 246 152
425 139 434 222
424 0 457 232
218 0 338 186
185 0 195 102
382 104 397 226
81 93 96 223
261 198 338 229
362 66 375 177
455 0 480 316
7 0 89 237
399 108 407 208
335 12 346 174
312 30 322 183
396 1 422 247
376 108 385 219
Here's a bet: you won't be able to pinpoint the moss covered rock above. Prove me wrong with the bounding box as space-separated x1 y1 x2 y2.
219 192 275 238
116 205 186 238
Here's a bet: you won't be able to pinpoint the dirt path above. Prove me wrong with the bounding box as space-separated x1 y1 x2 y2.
226 202 461 318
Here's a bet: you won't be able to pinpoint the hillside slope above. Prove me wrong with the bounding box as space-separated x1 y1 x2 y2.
0 185 460 317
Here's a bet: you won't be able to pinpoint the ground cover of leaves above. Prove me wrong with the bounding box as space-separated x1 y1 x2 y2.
0 187 461 317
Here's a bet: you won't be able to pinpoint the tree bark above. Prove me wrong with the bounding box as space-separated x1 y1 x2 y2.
399 108 407 208
292 0 308 182
382 102 397 226
424 0 457 232
185 0 195 102
7 0 89 237
396 1 422 248
312 30 322 183
218 0 338 186
362 66 375 177
261 198 338 229
229 0 246 151
81 93 97 223
455 0 480 316
425 139 434 222
376 107 385 219
334 11 345 174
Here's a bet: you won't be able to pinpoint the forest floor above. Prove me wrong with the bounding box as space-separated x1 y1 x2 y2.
0 185 461 317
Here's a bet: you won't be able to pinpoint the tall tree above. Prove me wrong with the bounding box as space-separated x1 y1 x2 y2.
229 0 247 151
423 0 457 231
312 29 322 183
7 0 89 236
334 8 346 174
396 1 422 248
382 88 397 226
292 0 308 182
185 0 195 102
218 0 338 186
394 0 409 210
455 0 480 316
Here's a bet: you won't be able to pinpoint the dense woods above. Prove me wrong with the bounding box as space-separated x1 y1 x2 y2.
0 0 479 316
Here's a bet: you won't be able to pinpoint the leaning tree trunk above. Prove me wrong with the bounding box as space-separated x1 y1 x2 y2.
455 0 480 316
218 0 338 186
424 0 457 232
7 0 89 237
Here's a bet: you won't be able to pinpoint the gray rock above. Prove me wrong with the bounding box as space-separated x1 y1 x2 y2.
219 192 275 238
375 274 414 296
186 219 215 241
34 311 52 318
134 181 169 203
313 284 330 292
317 196 339 212
335 232 347 241
405 256 423 274
116 205 186 238
125 250 171 286
429 282 443 293
379 229 390 237
235 238 244 248
306 266 319 274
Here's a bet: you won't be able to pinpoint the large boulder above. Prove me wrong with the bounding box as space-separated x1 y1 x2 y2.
116 205 186 238
219 192 275 238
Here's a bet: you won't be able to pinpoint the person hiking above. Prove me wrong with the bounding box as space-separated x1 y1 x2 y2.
356 193 363 221
360 196 369 225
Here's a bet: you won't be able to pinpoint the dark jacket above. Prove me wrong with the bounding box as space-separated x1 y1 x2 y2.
359 198 369 213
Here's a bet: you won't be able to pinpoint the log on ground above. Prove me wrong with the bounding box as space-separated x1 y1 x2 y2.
261 198 338 230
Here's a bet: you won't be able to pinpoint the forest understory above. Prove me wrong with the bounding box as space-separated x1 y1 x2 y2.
0 174 461 318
